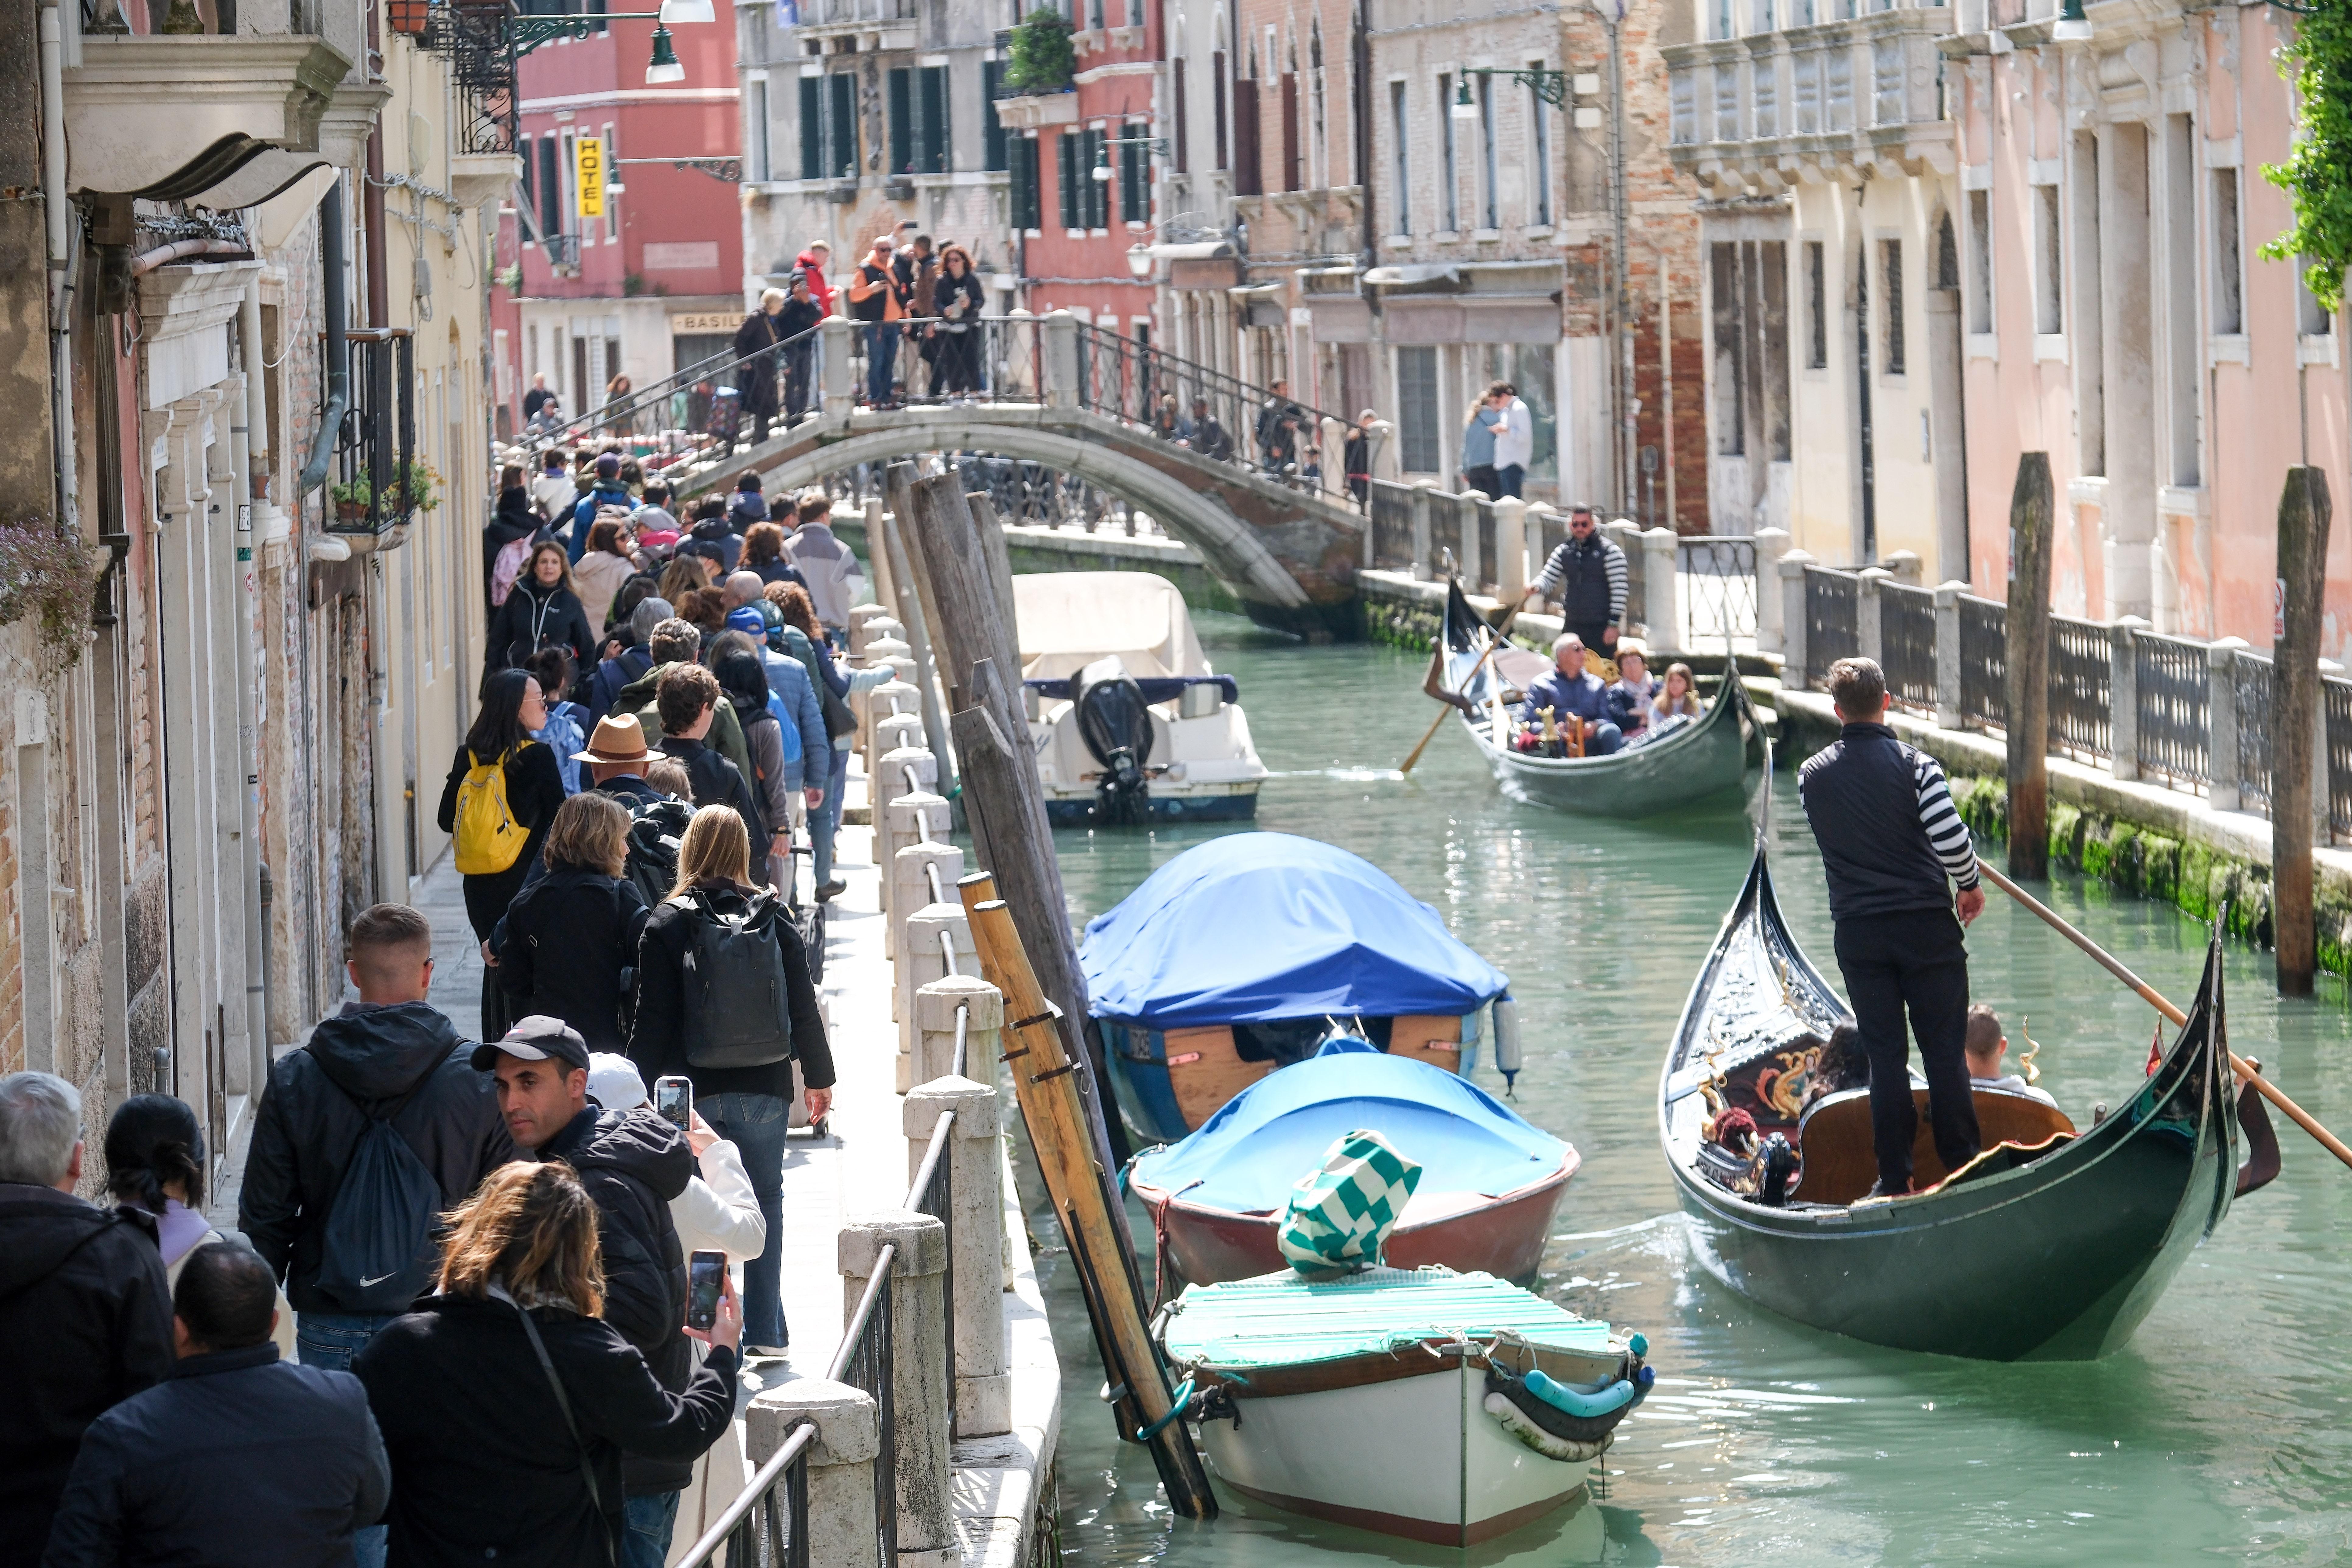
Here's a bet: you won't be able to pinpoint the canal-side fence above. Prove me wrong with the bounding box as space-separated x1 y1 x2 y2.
1780 552 2352 840
676 686 1020 1568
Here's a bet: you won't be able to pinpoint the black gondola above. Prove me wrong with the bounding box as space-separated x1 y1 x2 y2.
1660 848 2244 1361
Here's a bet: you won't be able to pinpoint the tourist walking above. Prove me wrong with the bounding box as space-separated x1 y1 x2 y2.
768 581 882 900
1797 657 1985 1198
470 1018 708 1568
846 235 908 408
713 639 797 862
1523 504 1627 653
780 489 866 641
591 596 668 716
778 271 823 425
39 1243 390 1568
524 648 591 791
568 455 635 564
573 519 639 632
741 521 807 589
352 1158 738 1568
930 243 985 396
488 464 543 609
1343 410 1378 506
0 1072 174 1565
487 541 597 679
530 450 579 524
793 240 834 314
732 290 788 443
101 1095 293 1357
628 806 834 1355
614 618 754 782
653 664 771 870
441 670 568 1034
496 793 651 1053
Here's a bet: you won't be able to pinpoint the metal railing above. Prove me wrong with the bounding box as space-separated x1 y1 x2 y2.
2237 650 2274 817
2329 680 2352 842
1073 321 1353 499
906 1112 957 1444
1680 537 1759 642
675 1422 813 1568
1804 570 1859 687
1881 581 1937 713
1958 596 2007 730
2134 632 2210 790
2046 615 2112 763
831 1247 898 1566
1369 483 1414 569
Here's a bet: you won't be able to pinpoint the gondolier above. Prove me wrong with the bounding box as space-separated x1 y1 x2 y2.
1797 656 1985 1198
1521 505 1626 652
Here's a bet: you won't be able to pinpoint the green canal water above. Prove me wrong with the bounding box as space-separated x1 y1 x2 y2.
1027 614 2352 1567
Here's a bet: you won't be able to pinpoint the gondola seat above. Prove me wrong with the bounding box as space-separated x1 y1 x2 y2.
1793 1086 2078 1206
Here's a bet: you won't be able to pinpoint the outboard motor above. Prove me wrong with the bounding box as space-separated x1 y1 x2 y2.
1073 655 1156 824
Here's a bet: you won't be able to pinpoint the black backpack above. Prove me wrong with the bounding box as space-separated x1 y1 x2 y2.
312 1047 455 1313
621 796 695 909
675 887 796 1069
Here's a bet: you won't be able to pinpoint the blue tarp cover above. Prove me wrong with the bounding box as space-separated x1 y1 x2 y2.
1080 832 1509 1028
1129 1040 1564 1214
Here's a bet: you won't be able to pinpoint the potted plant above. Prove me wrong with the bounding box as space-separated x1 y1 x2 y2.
396 459 442 515
387 0 430 35
1002 7 1076 95
330 475 373 525
0 516 100 671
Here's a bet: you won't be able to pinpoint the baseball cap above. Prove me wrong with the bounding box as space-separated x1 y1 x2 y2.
725 606 768 637
471 1014 590 1074
595 454 621 480
586 1052 647 1111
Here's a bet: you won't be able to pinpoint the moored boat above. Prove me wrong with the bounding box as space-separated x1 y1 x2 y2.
1160 1267 1652 1546
1083 831 1519 1144
1014 571 1267 824
1129 1039 1576 1286
1660 847 2245 1360
1439 579 1764 816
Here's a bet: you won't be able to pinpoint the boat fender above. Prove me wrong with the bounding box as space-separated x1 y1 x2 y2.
1482 1361 1645 1448
1493 995 1523 1096
1524 1367 1641 1420
1482 1393 1613 1464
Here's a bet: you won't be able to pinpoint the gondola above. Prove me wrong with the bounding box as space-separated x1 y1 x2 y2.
1438 579 1764 816
1659 848 2241 1361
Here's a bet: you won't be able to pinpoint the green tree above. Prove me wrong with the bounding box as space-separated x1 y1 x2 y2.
1003 7 1076 95
2263 0 2352 311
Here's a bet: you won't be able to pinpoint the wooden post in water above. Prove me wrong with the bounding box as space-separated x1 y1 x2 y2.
875 472 955 788
959 888 1218 1519
2274 466 2332 996
2004 453 2054 880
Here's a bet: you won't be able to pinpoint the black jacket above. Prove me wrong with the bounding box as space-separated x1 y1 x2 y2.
240 1003 516 1314
1797 723 1969 922
40 1344 389 1568
628 880 835 1101
354 1294 736 1567
656 734 770 866
538 1107 698 1495
437 741 568 941
486 492 544 603
0 1186 173 1562
486 580 596 681
497 868 650 1053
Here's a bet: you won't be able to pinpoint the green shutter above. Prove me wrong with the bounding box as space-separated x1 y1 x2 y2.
888 68 913 175
919 66 948 173
1057 132 1078 230
828 73 856 180
982 61 1008 171
1011 136 1034 229
799 78 823 180
1088 129 1108 229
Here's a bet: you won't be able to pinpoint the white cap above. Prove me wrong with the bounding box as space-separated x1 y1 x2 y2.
587 1052 646 1111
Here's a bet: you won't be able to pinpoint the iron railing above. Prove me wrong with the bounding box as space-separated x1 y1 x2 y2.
2329 677 2352 842
1958 595 2007 730
2046 615 2112 762
1881 581 1937 713
1680 537 1760 643
1073 321 1351 497
674 1422 813 1568
1804 569 1859 688
2134 632 2210 790
2236 650 2274 817
830 1246 898 1566
1428 495 1465 580
906 1111 957 1444
327 330 416 536
1370 483 1414 569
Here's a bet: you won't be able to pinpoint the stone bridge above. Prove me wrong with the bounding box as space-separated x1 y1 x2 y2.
667 316 1369 640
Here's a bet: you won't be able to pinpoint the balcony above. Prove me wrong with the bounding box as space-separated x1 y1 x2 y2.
1665 6 1955 196
791 0 914 49
64 32 355 200
536 233 581 273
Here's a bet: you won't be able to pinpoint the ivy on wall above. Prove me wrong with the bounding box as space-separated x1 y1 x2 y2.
2264 0 2352 311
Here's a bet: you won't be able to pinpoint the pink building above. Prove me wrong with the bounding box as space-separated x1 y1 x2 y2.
490 7 744 441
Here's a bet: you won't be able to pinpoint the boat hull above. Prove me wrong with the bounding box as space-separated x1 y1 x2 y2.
1042 782 1260 825
1197 1361 1592 1546
1137 1160 1576 1286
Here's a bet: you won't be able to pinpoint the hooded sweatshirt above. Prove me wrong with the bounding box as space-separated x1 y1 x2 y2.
0 1185 173 1554
795 248 835 315
238 1002 515 1315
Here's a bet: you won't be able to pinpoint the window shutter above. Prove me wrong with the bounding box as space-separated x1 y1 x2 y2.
983 62 1008 171
538 137 563 239
828 73 856 180
920 67 949 173
1058 133 1079 230
1012 136 1036 229
799 78 823 180
888 68 913 174
1172 58 1188 174
519 135 536 211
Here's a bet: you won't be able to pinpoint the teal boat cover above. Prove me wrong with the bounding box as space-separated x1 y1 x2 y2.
1130 1040 1564 1214
1161 1266 1616 1368
1080 832 1510 1027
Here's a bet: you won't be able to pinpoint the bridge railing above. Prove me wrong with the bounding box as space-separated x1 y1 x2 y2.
521 323 827 475
1071 321 1360 506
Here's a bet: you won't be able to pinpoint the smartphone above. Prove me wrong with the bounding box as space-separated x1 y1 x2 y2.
654 1076 692 1132
686 1250 725 1332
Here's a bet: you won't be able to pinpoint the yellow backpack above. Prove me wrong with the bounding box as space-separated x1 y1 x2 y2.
452 744 534 875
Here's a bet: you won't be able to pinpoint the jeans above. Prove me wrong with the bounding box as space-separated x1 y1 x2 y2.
1833 908 1979 1190
622 1489 681 1568
299 1314 397 1568
865 323 900 405
1494 463 1525 499
812 744 849 889
700 1091 789 1349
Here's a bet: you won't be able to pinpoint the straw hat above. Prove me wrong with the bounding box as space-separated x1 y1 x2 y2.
574 712 655 766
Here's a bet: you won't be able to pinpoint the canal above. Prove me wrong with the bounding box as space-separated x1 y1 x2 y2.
1024 613 2352 1566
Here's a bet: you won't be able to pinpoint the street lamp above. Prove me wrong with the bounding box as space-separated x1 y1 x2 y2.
1091 145 1113 183
2051 0 2091 40
1451 77 1479 120
643 23 684 81
1126 242 1153 278
1453 65 1572 110
657 0 713 20
506 9 706 84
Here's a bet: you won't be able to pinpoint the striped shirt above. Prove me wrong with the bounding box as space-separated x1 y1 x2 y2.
1532 534 1628 628
1912 751 1981 891
1797 723 1978 920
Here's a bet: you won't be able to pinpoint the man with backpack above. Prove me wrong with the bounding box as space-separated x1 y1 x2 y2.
479 1015 699 1568
239 903 511 1568
653 664 771 870
614 618 755 784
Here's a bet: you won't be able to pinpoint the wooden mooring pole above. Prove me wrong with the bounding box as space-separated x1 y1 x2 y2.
2274 466 2332 996
2004 453 2054 880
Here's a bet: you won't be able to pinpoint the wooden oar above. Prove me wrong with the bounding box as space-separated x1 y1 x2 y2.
1402 599 1523 775
1978 860 2352 1174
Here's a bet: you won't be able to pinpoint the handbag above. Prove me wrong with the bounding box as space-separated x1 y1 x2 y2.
512 1297 620 1568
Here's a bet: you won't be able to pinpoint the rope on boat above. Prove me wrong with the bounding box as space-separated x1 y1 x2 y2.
1133 1376 1195 1443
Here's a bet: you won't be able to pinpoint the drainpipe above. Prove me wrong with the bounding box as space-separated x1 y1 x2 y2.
1598 0 1631 518
297 179 348 495
235 276 269 1078
40 1 78 538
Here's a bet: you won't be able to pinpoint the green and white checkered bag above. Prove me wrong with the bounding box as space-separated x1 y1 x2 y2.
1277 1129 1423 1277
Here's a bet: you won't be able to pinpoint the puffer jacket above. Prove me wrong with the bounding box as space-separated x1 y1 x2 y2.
537 1106 699 1496
239 1002 515 1314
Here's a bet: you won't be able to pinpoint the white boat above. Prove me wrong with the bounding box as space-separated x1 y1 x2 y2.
1158 1267 1652 1546
1013 571 1268 825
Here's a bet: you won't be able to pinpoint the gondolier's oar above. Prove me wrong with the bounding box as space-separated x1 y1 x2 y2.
1402 599 1523 776
1979 860 2352 1175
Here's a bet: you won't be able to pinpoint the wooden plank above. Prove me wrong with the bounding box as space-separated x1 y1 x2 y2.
961 889 1218 1518
1387 1015 1465 1076
2004 452 2053 880
1164 1025 1272 1129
